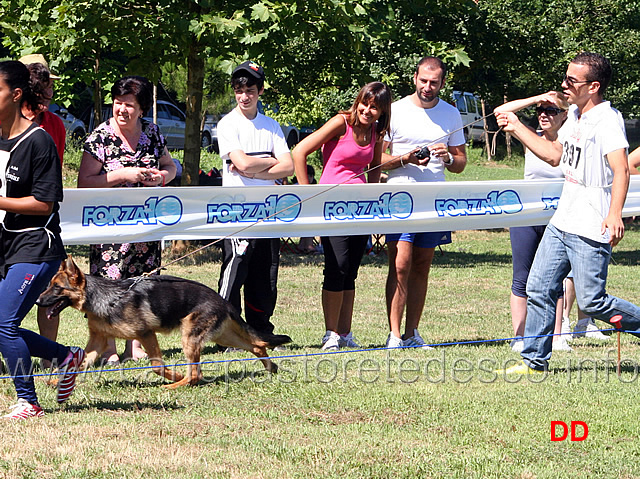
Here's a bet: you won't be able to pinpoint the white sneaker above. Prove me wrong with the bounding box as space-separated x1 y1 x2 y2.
552 337 573 352
385 333 403 349
224 347 244 353
561 316 572 338
339 332 360 348
3 399 44 420
573 318 610 340
321 331 340 350
510 337 524 353
402 329 433 350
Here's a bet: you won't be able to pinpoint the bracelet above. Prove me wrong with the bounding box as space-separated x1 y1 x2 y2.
443 153 454 166
161 173 166 187
400 156 405 167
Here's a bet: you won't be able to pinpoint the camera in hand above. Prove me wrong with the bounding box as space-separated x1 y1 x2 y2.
414 145 431 160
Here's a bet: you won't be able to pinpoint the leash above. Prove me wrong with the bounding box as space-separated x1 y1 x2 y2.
4 327 626 382
145 111 498 275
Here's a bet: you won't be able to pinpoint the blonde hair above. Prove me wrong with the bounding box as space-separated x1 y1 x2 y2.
553 92 570 110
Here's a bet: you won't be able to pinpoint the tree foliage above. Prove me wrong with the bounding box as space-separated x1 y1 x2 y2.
2 0 639 183
461 0 640 115
1 0 473 178
239 0 473 126
0 0 248 184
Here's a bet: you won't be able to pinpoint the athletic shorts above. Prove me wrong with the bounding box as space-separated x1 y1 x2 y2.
386 231 452 248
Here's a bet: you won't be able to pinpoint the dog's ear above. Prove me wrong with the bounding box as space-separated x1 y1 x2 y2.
62 255 74 272
64 255 84 284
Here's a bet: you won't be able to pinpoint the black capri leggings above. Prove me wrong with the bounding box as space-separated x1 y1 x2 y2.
321 235 369 292
510 224 562 299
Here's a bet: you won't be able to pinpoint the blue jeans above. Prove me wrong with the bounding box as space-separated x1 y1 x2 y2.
0 261 70 405
522 223 640 370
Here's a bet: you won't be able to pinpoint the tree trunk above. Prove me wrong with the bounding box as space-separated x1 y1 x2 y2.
182 41 205 186
92 54 103 128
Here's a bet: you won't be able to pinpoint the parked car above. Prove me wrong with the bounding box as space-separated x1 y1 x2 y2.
257 101 301 148
49 103 87 141
206 104 305 153
201 114 218 152
86 100 187 150
452 91 485 141
148 101 187 150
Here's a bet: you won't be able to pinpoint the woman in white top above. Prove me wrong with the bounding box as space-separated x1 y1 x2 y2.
494 92 572 352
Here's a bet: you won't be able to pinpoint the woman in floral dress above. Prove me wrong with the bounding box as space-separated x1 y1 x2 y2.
78 76 176 364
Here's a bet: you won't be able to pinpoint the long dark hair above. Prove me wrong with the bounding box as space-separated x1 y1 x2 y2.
26 62 52 113
342 82 392 137
0 60 39 113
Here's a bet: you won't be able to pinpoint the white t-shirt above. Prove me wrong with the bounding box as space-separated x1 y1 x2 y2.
384 96 465 184
217 108 290 187
550 101 629 243
524 132 564 180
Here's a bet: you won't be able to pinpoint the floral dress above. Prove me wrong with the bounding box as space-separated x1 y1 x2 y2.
83 119 167 279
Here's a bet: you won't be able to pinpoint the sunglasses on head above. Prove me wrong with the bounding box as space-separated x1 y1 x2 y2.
536 106 563 116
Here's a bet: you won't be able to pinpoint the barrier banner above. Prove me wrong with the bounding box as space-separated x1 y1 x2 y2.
60 178 640 245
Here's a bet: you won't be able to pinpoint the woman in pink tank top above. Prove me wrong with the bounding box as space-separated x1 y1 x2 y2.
293 82 392 351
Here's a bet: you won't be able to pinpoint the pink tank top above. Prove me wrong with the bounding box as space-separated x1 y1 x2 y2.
319 119 376 185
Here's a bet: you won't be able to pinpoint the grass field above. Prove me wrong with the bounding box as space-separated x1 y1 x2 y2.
3 145 640 478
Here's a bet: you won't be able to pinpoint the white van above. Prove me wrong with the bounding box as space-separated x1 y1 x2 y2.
452 91 485 141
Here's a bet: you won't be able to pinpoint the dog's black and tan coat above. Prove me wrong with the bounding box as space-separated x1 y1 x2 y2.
36 256 291 388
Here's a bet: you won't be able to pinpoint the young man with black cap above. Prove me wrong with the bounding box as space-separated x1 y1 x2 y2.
217 60 293 340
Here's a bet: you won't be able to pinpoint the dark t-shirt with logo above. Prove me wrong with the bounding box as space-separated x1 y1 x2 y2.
0 123 65 276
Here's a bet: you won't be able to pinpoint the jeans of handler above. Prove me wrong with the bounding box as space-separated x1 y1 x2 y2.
0 260 71 404
522 223 640 370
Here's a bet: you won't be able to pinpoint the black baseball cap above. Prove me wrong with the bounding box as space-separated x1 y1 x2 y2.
232 61 265 82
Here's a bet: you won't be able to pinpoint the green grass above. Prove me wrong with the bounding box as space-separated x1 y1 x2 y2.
5 146 640 478
446 142 526 182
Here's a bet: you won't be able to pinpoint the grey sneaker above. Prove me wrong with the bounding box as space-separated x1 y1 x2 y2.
321 331 340 351
339 332 360 348
573 318 610 340
402 329 433 350
224 347 244 353
385 333 403 349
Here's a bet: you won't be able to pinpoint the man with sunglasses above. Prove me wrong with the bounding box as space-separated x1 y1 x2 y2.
496 52 640 374
494 93 571 355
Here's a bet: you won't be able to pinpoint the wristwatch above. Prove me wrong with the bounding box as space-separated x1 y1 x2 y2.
443 153 454 166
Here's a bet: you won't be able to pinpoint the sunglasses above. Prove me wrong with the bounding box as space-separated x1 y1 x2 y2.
536 106 563 116
562 75 593 87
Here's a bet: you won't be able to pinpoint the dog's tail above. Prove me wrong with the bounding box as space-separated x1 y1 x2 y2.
257 332 292 348
244 324 292 349
230 309 292 349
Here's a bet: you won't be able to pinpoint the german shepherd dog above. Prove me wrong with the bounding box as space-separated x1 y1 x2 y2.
36 256 291 388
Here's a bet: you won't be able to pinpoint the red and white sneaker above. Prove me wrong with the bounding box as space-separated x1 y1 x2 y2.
4 399 44 419
57 346 85 404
